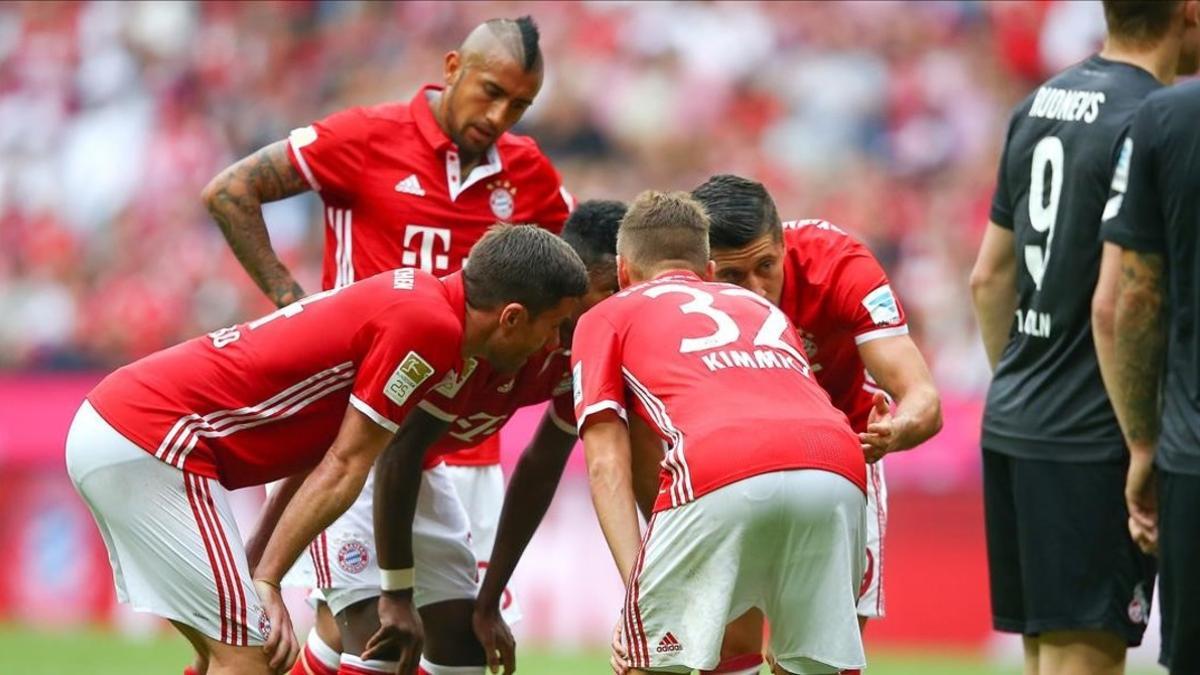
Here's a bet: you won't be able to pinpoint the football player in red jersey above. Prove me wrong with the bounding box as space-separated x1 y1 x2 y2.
576 191 869 675
688 175 942 675
310 200 622 675
64 227 588 675
201 16 570 675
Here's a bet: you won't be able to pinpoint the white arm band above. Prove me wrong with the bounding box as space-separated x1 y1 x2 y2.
380 568 415 592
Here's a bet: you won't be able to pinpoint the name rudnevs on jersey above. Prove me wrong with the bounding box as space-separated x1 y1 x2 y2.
1028 87 1106 124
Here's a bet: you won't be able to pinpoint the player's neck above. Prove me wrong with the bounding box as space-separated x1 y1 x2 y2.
429 89 488 174
461 305 494 360
1100 36 1180 85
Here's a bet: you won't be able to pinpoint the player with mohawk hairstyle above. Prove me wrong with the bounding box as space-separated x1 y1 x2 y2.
200 14 571 675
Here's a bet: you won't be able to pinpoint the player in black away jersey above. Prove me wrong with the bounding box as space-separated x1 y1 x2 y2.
1102 79 1200 674
970 1 1200 673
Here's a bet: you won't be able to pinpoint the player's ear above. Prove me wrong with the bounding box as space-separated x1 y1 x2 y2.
703 259 717 281
1186 0 1200 27
498 302 527 329
444 51 462 85
616 255 632 289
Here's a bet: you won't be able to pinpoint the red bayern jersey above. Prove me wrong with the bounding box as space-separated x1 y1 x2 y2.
287 84 573 289
572 270 866 513
415 346 576 469
87 270 466 489
778 220 909 432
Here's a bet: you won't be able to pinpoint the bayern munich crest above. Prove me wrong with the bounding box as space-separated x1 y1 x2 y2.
257 607 272 638
487 180 516 220
337 539 370 574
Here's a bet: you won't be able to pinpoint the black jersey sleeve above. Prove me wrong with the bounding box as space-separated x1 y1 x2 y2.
989 109 1021 229
1102 98 1166 253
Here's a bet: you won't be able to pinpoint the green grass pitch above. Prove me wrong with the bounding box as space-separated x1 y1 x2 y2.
0 624 1162 674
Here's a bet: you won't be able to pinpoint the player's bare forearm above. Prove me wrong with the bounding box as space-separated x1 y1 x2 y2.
373 408 450 573
245 470 309 570
477 414 575 613
969 223 1018 370
583 413 642 584
858 335 942 452
202 140 309 307
1093 243 1124 417
254 407 389 583
1112 249 1166 455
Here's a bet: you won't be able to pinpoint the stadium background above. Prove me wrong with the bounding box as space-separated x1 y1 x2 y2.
0 1 1164 673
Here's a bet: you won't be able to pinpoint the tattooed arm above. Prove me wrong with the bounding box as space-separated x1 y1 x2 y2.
202 141 311 307
1112 249 1166 448
1111 248 1166 552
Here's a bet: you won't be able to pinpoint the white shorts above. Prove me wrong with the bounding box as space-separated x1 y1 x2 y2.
624 470 866 675
65 401 269 647
309 463 479 616
859 460 887 618
443 463 522 623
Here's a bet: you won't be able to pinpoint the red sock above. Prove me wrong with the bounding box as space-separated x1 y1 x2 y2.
701 653 763 674
841 670 862 675
183 668 200 675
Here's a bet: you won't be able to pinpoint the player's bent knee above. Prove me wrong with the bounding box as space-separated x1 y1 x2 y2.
197 634 275 675
315 600 345 654
335 596 383 656
419 598 485 666
718 609 764 659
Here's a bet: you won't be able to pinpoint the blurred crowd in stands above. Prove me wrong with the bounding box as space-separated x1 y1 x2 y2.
0 1 1107 397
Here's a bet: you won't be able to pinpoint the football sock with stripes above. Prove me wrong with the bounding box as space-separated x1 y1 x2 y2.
289 628 340 675
337 654 396 674
700 652 764 674
416 658 485 674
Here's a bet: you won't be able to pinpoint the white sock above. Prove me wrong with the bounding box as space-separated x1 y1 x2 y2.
417 657 486 674
339 653 398 673
307 628 341 670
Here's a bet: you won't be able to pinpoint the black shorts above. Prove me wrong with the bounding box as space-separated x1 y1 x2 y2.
1157 468 1200 671
982 449 1156 645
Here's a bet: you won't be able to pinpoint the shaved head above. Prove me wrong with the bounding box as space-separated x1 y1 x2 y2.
435 15 544 160
460 16 542 73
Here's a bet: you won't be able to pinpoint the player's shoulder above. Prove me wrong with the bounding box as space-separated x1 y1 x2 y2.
1143 78 1200 119
356 100 415 125
781 219 864 257
496 132 559 176
1010 56 1160 129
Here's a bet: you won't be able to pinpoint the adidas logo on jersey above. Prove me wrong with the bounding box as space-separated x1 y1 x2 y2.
655 632 683 654
394 174 426 196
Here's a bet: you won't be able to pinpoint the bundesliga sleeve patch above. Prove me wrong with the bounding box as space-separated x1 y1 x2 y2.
572 362 583 407
384 351 435 407
862 285 901 326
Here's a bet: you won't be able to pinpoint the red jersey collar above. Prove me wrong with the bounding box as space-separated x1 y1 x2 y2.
412 84 454 151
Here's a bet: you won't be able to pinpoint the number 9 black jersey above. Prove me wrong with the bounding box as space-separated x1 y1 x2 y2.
984 55 1161 462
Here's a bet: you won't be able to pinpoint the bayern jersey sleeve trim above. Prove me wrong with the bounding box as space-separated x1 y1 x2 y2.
350 395 398 433
288 127 323 192
417 399 458 422
854 324 910 346
575 400 628 434
548 402 577 436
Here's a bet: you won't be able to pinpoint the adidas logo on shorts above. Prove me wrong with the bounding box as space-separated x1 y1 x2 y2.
656 632 683 654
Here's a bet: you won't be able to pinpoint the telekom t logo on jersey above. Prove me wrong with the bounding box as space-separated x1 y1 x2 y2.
401 225 452 272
